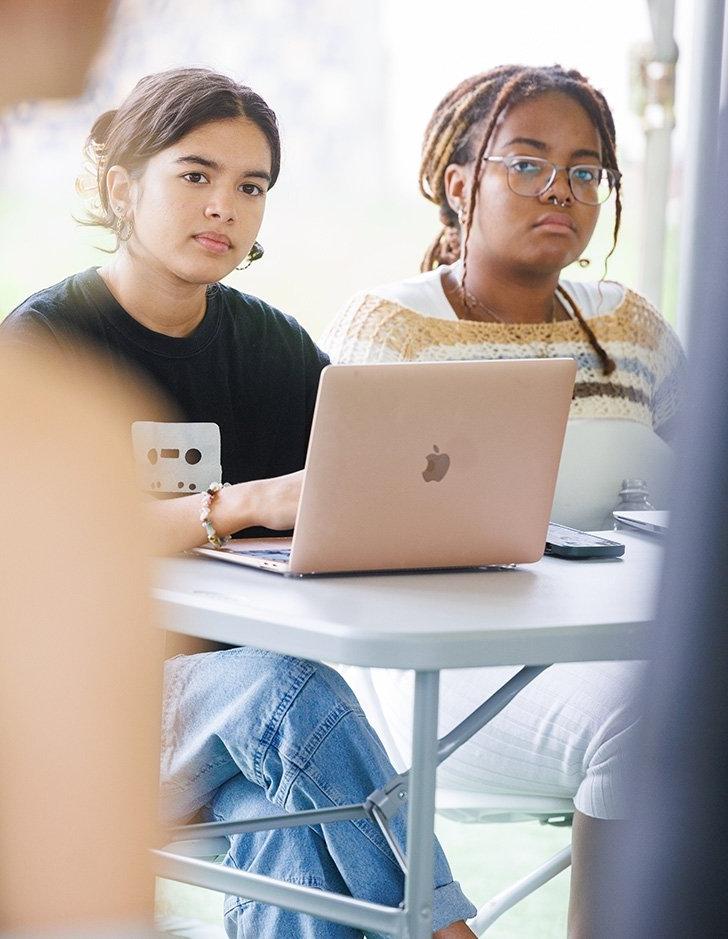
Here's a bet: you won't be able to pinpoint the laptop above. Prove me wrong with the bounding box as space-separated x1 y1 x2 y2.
195 358 577 576
612 510 670 535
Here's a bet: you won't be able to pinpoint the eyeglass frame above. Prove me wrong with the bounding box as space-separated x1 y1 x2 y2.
482 154 621 205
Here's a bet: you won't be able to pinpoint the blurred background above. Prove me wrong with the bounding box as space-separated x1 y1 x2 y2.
0 2 704 935
0 0 695 341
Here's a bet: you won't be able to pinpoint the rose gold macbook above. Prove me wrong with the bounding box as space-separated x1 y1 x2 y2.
195 359 577 575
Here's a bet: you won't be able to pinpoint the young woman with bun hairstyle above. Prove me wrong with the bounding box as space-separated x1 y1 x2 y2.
2 69 477 939
323 64 685 936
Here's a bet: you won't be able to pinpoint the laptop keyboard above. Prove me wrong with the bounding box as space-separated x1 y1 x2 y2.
230 547 292 562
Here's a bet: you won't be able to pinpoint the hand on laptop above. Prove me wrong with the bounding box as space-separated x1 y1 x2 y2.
144 469 304 555
246 469 304 532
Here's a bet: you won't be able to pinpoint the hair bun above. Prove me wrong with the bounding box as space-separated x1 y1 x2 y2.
89 109 118 147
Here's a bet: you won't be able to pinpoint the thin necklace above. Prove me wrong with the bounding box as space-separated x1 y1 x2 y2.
454 266 580 325
460 283 558 323
446 263 582 328
452 272 584 360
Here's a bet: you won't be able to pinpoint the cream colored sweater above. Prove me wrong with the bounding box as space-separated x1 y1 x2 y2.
321 274 685 441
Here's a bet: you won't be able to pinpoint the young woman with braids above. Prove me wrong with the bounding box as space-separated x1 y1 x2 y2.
322 64 685 936
2 69 478 939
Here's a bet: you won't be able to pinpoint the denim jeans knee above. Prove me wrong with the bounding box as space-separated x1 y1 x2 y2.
161 648 374 819
213 775 362 939
161 648 476 935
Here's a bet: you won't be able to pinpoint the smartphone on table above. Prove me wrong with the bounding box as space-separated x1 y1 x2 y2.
545 523 625 559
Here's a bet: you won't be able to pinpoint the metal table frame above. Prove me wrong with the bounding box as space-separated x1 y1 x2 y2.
153 530 660 937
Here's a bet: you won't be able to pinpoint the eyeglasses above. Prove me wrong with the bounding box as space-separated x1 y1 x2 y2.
483 155 620 205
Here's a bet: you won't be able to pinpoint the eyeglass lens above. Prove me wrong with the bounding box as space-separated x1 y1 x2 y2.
506 157 616 205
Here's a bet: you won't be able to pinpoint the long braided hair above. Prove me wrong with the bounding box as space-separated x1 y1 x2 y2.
420 64 619 375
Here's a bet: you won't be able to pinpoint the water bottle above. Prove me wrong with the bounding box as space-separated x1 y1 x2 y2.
603 478 655 530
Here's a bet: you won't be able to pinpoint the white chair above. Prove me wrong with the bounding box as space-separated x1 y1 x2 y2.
435 788 573 935
160 791 573 938
438 420 674 932
332 665 573 935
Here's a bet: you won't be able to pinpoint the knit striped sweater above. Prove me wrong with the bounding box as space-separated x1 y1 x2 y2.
321 277 685 442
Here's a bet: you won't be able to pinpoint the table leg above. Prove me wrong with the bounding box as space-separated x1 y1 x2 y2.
404 669 440 939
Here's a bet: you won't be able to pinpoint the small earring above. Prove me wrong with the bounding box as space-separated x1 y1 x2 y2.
236 240 264 271
457 205 467 225
115 213 134 242
577 257 591 269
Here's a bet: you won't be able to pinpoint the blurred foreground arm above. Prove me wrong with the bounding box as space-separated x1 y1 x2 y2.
0 346 162 935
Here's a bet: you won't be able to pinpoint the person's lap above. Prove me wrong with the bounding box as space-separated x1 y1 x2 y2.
346 661 643 820
160 646 476 937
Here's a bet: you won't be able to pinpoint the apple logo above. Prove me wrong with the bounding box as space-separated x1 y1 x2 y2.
422 444 450 482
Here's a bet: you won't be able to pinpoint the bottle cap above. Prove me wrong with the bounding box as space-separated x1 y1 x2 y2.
620 478 648 493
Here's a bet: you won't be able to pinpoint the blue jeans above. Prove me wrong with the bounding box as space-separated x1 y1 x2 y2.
161 648 476 938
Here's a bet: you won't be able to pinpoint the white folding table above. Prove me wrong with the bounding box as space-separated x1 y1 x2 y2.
153 530 661 938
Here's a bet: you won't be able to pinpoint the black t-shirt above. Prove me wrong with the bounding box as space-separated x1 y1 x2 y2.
2 268 329 490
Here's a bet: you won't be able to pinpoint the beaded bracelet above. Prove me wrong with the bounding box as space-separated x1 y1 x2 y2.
200 481 231 549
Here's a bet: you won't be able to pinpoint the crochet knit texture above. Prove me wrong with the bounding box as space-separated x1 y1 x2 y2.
321 287 685 441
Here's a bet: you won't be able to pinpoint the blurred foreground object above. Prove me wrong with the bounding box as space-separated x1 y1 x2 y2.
0 0 111 106
0 346 162 935
602 17 728 938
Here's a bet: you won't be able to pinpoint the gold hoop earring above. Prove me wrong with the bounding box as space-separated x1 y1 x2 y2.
115 214 134 242
577 257 591 269
236 241 264 271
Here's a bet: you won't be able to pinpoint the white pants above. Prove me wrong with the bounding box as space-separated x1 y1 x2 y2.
338 661 643 820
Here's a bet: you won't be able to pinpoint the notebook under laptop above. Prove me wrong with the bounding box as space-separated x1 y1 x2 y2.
195 358 577 576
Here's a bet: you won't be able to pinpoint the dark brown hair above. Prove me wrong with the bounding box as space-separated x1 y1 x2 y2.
79 67 280 243
419 64 621 375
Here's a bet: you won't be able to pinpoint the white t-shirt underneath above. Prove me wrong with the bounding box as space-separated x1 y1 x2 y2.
369 267 625 321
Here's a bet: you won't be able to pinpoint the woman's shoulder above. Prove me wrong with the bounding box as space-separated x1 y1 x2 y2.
320 291 434 364
559 279 626 318
562 278 668 325
2 268 102 344
215 281 283 318
366 269 455 320
5 269 99 321
320 268 455 364
214 283 309 336
563 279 682 343
213 283 327 365
561 281 685 372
